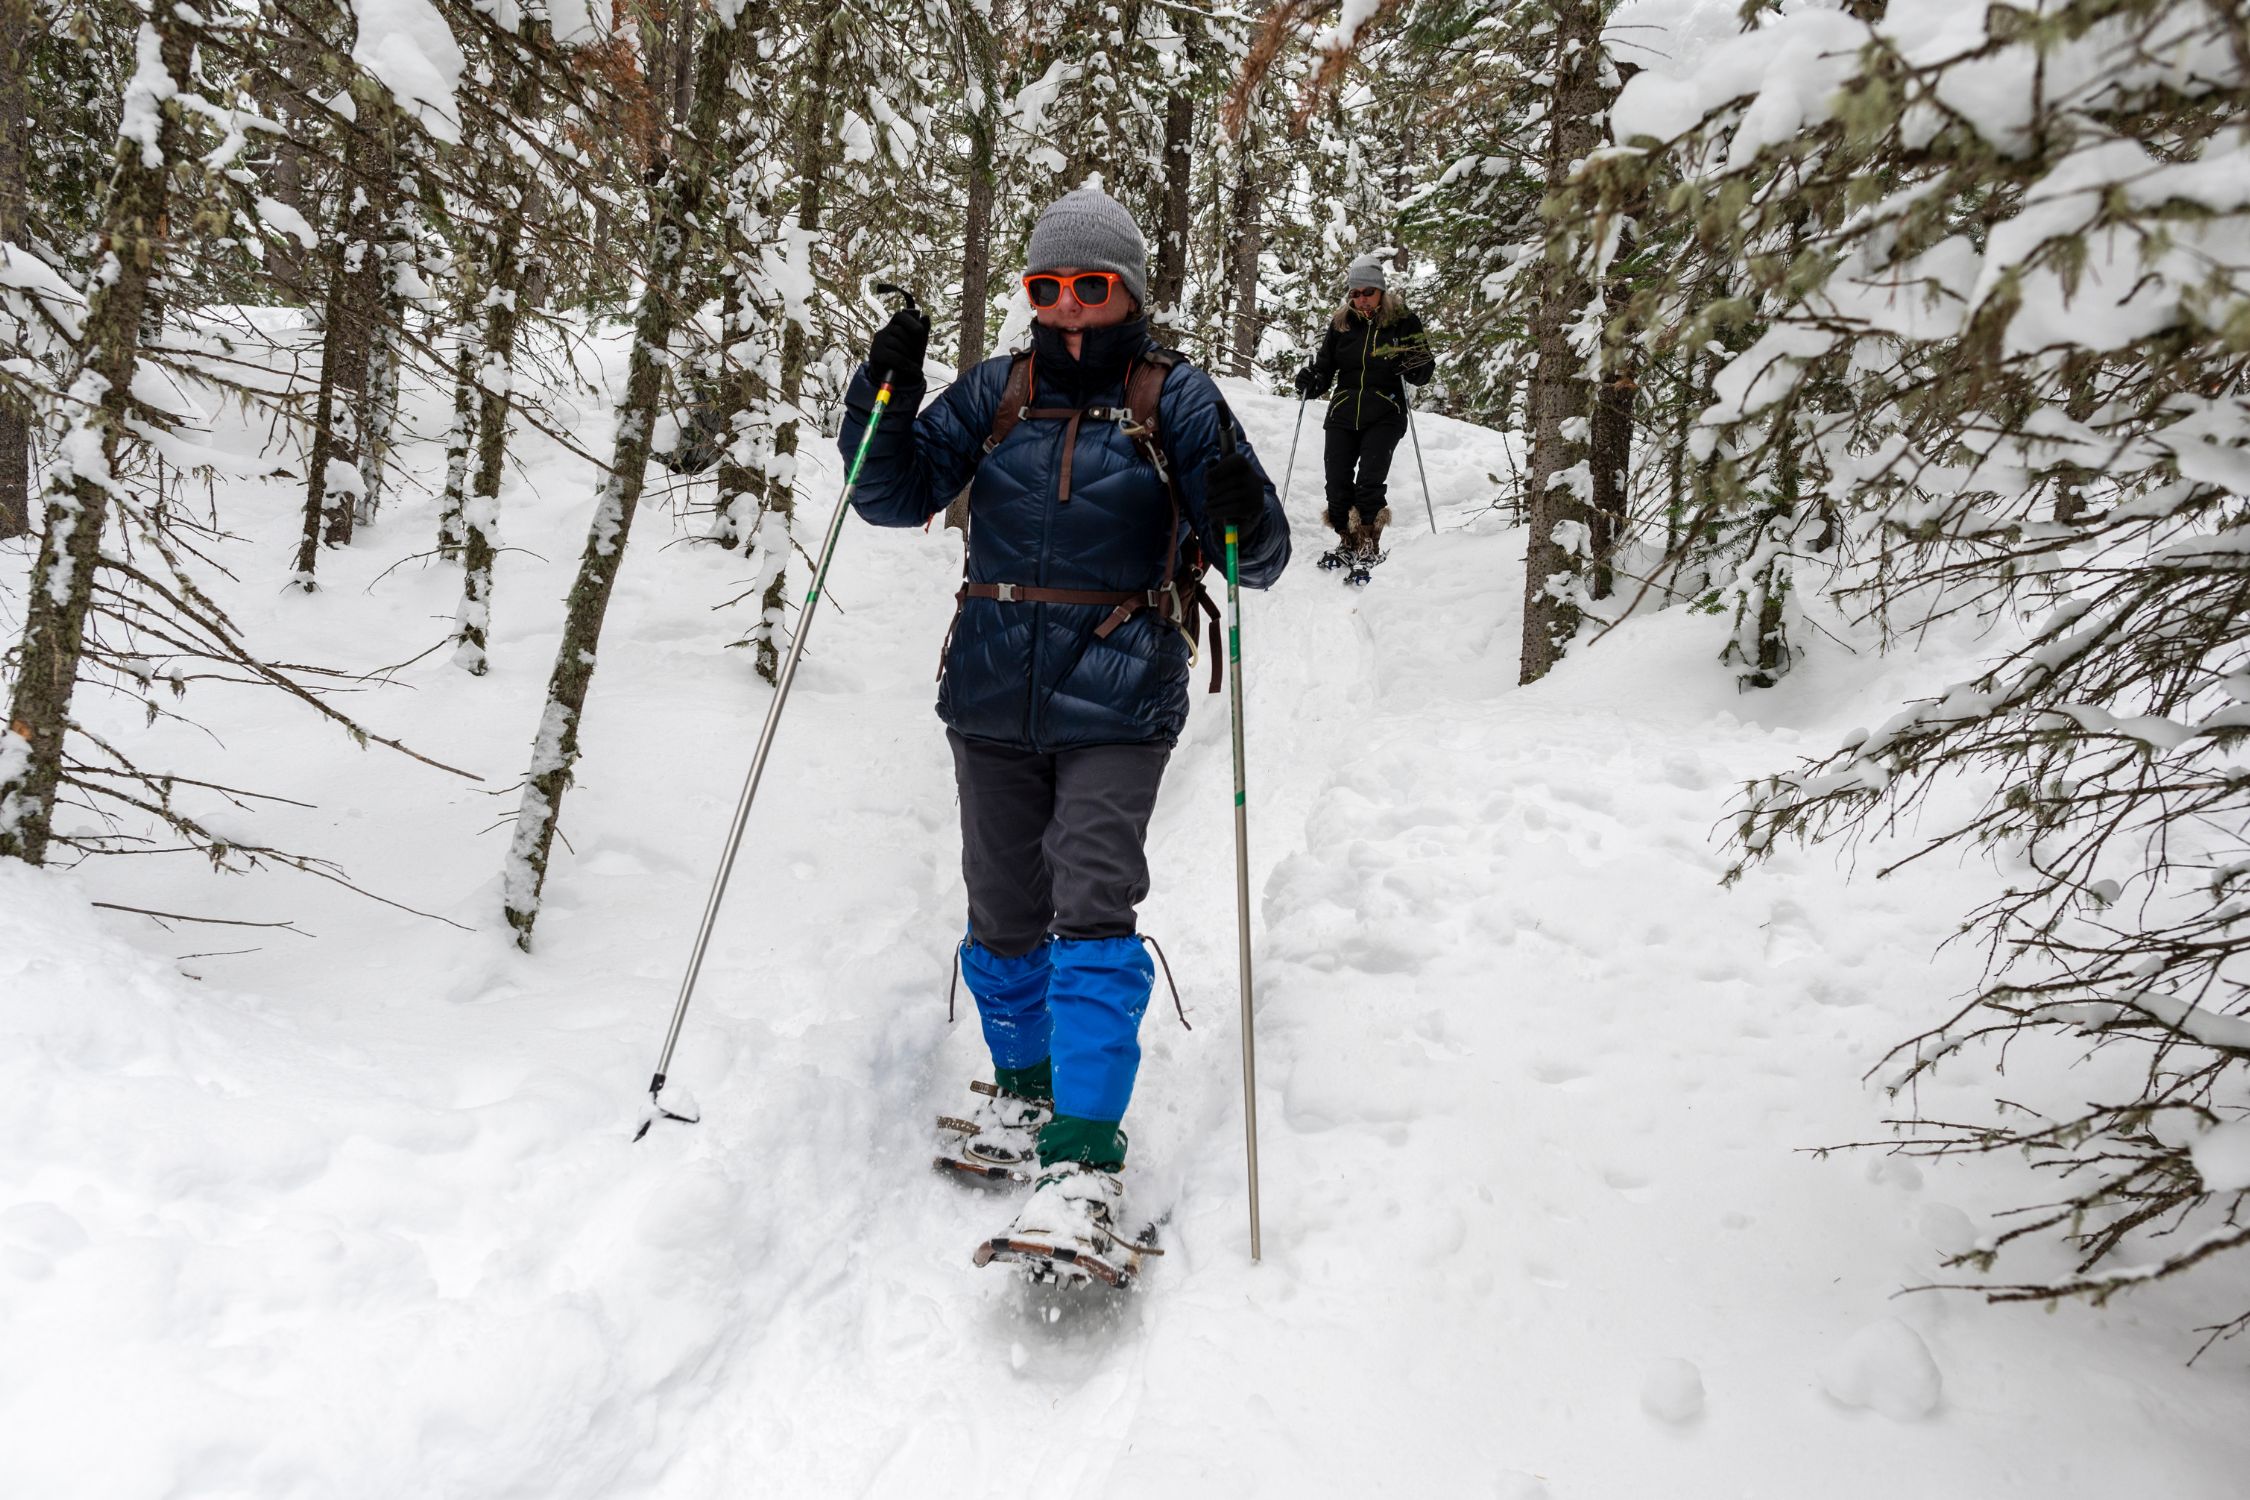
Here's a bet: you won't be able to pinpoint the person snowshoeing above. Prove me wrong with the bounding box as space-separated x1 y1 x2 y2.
1293 255 1435 583
837 186 1291 1282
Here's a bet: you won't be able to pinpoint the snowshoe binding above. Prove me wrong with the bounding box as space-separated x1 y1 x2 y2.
972 1160 1162 1290
934 1079 1050 1187
1316 544 1352 571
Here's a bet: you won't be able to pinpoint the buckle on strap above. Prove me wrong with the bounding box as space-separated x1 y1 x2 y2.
992 582 1018 602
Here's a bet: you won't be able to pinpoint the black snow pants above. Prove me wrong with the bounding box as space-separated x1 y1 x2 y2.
948 729 1171 958
1323 412 1407 535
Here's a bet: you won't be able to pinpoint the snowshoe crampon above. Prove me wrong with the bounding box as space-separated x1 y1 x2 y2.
973 1222 1162 1290
933 1079 1048 1188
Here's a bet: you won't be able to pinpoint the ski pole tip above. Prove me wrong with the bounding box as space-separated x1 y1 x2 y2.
633 1081 702 1141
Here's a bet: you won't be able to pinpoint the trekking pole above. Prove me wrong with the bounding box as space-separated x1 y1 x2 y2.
1406 388 1437 535
635 286 919 1142
1278 394 1307 509
1219 428 1262 1261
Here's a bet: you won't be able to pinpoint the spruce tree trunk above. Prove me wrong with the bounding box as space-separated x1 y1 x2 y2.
0 0 34 541
712 213 768 548
958 107 995 370
291 94 392 582
357 198 413 524
1518 0 1608 685
1226 149 1263 378
262 16 316 304
1589 227 1639 600
1729 402 1800 687
451 38 542 675
748 21 834 680
0 385 24 543
1589 367 1633 599
436 334 477 558
1150 85 1192 324
359 311 401 522
0 7 193 863
502 12 752 945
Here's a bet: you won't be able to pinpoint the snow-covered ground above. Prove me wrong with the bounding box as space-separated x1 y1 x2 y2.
3 336 2246 1498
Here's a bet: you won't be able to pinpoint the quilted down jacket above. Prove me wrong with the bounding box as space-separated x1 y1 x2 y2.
838 318 1290 752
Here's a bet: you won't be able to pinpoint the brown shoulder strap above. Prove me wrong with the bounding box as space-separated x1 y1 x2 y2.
1121 347 1182 461
983 351 1034 454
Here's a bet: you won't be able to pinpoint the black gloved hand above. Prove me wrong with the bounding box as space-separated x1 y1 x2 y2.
1204 452 1264 537
868 307 930 385
1293 366 1321 398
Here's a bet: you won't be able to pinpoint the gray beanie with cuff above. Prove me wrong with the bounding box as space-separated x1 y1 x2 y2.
1026 187 1149 309
1345 255 1388 292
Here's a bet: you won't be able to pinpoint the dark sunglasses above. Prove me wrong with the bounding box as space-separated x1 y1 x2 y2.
1024 271 1122 309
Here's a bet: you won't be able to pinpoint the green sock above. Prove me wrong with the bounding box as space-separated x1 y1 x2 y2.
1037 1114 1128 1171
994 1057 1053 1104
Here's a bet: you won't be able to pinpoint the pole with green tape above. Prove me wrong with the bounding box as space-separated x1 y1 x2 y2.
1224 515 1262 1259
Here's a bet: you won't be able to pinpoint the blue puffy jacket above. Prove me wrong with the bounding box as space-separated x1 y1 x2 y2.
838 320 1291 752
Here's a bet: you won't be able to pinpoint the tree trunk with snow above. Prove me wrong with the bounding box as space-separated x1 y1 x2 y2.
747 22 835 681
1588 226 1638 602
356 199 415 525
1150 83 1192 325
958 106 995 371
1724 405 1800 688
502 13 753 946
436 333 476 559
0 0 31 540
0 6 193 863
291 91 393 583
1518 0 1608 686
451 47 540 676
711 227 767 550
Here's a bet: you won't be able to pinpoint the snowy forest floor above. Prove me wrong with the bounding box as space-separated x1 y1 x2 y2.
4 324 2248 1498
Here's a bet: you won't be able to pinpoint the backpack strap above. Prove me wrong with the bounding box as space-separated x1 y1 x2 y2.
1116 350 1224 694
983 351 1034 456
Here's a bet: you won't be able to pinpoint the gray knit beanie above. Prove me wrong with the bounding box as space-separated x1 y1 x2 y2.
1345 255 1388 292
1026 187 1149 310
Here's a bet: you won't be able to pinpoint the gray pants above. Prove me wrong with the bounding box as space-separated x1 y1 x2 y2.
948 729 1171 958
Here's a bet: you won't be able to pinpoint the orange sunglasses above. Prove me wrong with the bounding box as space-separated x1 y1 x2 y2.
1024 271 1122 308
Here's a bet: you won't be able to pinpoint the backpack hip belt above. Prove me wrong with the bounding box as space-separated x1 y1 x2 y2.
957 579 1213 664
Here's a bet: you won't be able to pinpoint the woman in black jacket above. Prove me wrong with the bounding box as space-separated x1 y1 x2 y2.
1294 255 1435 577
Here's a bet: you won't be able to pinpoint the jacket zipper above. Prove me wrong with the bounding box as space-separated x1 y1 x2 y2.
1028 374 1057 750
1355 316 1372 425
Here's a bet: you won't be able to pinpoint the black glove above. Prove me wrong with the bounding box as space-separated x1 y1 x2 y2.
867 307 930 385
1204 452 1264 537
1293 366 1321 398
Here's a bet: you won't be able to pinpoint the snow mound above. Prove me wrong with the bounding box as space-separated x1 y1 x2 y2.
1640 1356 1706 1423
1818 1318 1943 1421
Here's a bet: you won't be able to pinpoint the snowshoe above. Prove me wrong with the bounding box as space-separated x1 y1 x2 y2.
934 1079 1050 1187
972 1160 1162 1290
1345 561 1374 588
1316 545 1352 571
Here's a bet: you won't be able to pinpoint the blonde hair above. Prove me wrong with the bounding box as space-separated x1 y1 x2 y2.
1332 289 1408 331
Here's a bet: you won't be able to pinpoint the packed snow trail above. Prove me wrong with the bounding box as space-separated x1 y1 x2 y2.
2 332 2246 1497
